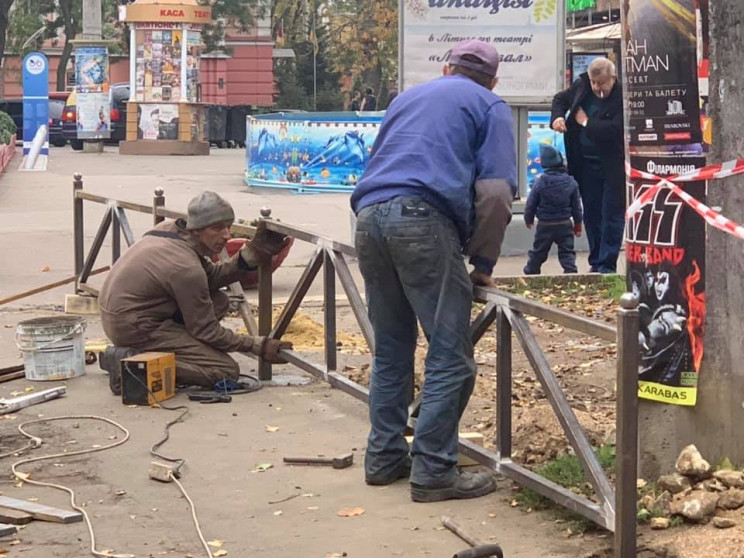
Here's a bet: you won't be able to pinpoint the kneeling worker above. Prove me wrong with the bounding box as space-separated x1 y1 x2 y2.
98 191 292 393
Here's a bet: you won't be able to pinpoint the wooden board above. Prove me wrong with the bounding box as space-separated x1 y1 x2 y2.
64 294 100 315
0 496 82 524
0 523 17 537
0 506 33 525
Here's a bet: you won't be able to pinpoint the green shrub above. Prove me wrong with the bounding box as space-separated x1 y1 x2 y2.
0 129 12 145
0 111 17 137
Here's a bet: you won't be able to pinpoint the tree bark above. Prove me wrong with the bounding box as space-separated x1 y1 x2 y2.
56 0 78 92
697 1 744 463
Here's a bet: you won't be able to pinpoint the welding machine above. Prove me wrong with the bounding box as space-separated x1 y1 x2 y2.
120 352 176 406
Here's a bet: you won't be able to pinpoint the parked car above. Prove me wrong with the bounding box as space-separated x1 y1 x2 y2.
0 98 67 147
62 83 129 150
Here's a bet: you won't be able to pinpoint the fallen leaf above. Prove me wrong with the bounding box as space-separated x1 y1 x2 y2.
253 463 273 473
28 497 38 502
273 510 282 516
265 425 279 433
207 540 224 548
276 407 282 411
214 551 228 557
115 490 126 496
10 391 23 397
337 507 365 517
40 266 50 272
307 506 319 511
15 472 31 481
24 386 35 393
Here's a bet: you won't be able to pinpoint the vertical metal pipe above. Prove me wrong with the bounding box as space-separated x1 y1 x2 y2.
496 308 513 458
111 204 121 264
73 173 84 293
615 293 639 558
323 249 337 373
153 187 165 225
257 207 274 381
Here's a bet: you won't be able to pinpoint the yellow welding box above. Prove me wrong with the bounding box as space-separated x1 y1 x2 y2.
120 352 176 406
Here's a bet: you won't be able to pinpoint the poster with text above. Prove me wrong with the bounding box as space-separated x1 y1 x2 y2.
626 153 706 406
77 92 111 140
400 0 562 101
138 104 179 140
623 0 702 145
75 47 109 93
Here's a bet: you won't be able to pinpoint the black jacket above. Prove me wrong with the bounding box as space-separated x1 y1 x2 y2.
524 168 583 225
550 73 624 205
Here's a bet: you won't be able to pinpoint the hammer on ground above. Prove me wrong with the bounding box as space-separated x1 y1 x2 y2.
283 453 354 469
441 516 504 558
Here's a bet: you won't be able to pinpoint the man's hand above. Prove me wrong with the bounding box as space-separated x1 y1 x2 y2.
248 336 293 364
573 224 583 237
525 222 534 230
551 117 567 133
240 221 291 265
470 270 497 288
574 107 589 127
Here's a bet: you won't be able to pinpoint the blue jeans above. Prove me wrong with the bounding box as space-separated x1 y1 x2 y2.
355 197 476 486
580 162 625 273
524 221 577 274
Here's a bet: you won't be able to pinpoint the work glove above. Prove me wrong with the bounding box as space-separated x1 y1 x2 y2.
240 221 291 265
248 336 292 364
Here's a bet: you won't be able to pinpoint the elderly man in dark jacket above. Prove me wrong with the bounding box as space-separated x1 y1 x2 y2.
550 57 624 273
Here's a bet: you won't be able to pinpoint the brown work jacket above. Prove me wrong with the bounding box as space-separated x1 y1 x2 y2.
99 219 254 353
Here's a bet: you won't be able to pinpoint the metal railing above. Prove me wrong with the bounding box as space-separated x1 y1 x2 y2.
72 178 639 556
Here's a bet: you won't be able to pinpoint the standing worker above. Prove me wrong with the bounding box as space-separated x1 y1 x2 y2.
351 40 516 502
98 191 292 394
550 58 624 273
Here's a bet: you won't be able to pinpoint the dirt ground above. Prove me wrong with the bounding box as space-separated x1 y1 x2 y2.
0 305 614 558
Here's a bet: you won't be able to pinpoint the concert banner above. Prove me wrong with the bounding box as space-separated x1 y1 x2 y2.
626 153 706 406
622 0 702 145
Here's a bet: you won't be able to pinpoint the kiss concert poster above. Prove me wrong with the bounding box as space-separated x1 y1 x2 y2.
626 154 706 406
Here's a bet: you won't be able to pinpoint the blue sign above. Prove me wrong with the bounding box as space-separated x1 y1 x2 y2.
22 52 49 156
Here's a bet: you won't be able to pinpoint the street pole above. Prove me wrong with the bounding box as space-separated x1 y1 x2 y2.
80 0 103 154
313 11 317 110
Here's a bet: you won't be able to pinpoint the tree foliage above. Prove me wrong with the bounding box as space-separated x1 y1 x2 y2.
201 0 268 53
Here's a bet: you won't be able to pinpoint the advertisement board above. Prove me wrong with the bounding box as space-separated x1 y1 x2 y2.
75 47 111 140
137 104 180 140
399 0 564 103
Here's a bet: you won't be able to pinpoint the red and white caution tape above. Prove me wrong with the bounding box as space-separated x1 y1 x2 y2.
626 158 744 240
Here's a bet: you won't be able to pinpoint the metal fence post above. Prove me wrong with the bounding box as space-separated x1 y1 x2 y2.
496 307 512 459
257 207 273 381
615 293 639 558
323 249 337 374
73 173 84 293
153 187 165 225
111 205 121 264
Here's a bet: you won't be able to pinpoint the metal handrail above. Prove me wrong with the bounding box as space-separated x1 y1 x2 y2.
71 178 638 555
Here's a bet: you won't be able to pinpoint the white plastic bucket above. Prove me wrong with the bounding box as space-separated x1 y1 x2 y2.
16 316 87 381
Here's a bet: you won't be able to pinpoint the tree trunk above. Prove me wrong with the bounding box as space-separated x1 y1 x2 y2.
57 35 74 92
697 0 744 463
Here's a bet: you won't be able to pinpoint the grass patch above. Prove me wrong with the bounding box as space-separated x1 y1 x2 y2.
514 445 616 533
600 274 627 302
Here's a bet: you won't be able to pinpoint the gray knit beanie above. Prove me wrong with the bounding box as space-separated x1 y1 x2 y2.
186 191 235 230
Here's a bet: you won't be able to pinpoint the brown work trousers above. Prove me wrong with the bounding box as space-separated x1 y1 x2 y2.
103 291 240 388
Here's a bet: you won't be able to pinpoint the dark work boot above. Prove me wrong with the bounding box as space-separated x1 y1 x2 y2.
410 469 496 503
365 456 412 486
99 346 138 396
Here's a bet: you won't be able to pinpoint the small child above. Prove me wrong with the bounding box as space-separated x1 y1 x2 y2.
523 144 583 275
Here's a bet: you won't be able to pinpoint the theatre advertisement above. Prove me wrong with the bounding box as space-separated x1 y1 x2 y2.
75 47 111 140
400 0 562 101
626 154 706 407
622 0 702 145
137 104 179 140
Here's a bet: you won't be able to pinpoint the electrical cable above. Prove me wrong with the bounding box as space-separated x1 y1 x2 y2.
170 473 214 558
11 415 134 558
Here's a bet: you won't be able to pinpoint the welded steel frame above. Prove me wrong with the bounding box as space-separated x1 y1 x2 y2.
71 178 639 554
